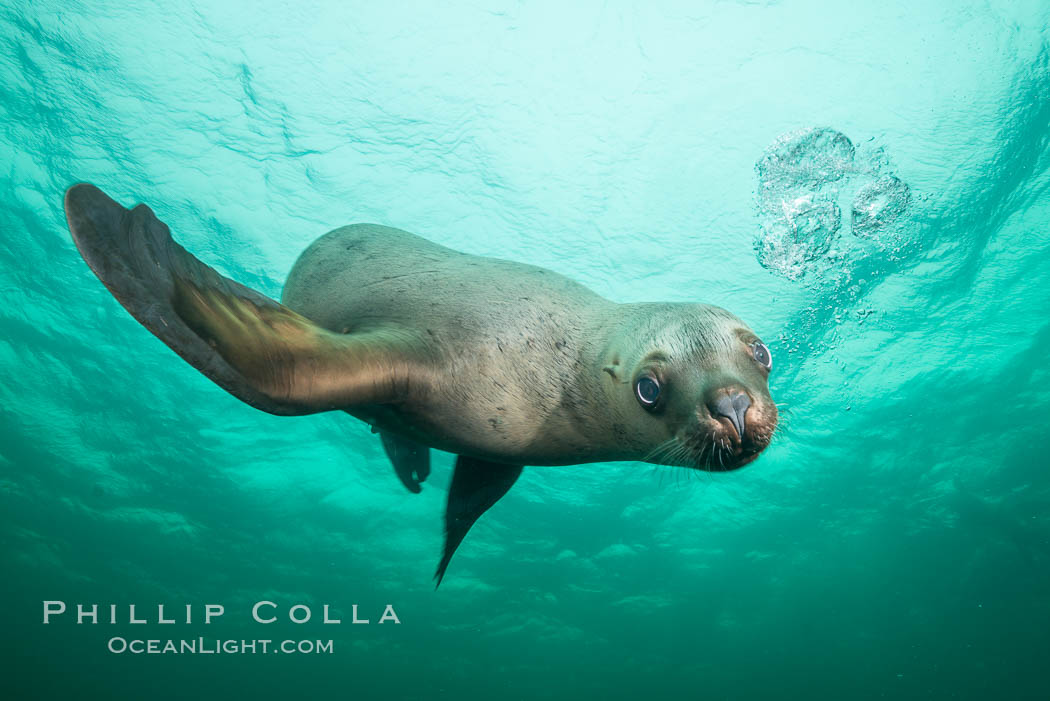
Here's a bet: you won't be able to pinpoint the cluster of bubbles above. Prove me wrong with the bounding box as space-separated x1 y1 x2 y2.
753 127 912 280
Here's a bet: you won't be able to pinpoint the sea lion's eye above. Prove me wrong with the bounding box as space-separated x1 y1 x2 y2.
635 375 661 409
751 341 772 371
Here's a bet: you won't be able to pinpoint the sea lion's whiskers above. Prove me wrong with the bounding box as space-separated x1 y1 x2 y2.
696 432 714 470
676 438 701 468
665 440 689 466
664 440 689 468
643 437 679 464
677 437 706 470
642 444 663 465
696 441 713 471
665 444 688 468
653 438 696 471
688 438 706 471
770 412 793 439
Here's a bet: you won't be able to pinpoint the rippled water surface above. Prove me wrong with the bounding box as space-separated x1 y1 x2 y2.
2 1 1049 699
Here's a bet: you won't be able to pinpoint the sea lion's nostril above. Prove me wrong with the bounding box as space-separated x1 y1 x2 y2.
713 392 750 440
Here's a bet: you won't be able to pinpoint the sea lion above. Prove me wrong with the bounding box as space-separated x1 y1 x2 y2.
64 183 778 585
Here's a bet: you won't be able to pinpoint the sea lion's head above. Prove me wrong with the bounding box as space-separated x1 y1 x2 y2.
602 303 778 471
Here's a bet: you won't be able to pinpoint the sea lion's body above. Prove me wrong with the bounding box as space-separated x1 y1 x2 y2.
64 183 778 584
282 224 618 466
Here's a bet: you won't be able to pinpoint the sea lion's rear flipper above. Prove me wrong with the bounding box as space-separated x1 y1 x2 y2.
64 183 426 415
435 456 523 588
380 432 431 494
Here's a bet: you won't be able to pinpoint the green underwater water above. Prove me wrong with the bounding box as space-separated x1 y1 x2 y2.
2 0 1050 698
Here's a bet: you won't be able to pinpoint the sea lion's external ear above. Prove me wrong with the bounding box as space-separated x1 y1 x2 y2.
435 457 523 588
65 183 427 415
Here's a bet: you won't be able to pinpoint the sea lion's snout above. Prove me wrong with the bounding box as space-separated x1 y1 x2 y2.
692 382 776 471
710 390 751 441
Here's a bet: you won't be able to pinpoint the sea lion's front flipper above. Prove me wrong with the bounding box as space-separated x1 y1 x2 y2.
380 432 431 494
65 183 427 415
435 456 523 588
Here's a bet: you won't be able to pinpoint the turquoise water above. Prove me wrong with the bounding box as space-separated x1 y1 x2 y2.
3 0 1050 698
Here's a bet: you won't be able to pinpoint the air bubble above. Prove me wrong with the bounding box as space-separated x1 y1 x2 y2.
754 195 841 280
851 175 911 236
753 126 913 280
756 127 855 194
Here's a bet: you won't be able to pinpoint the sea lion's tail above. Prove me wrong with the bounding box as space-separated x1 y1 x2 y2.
64 183 426 415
